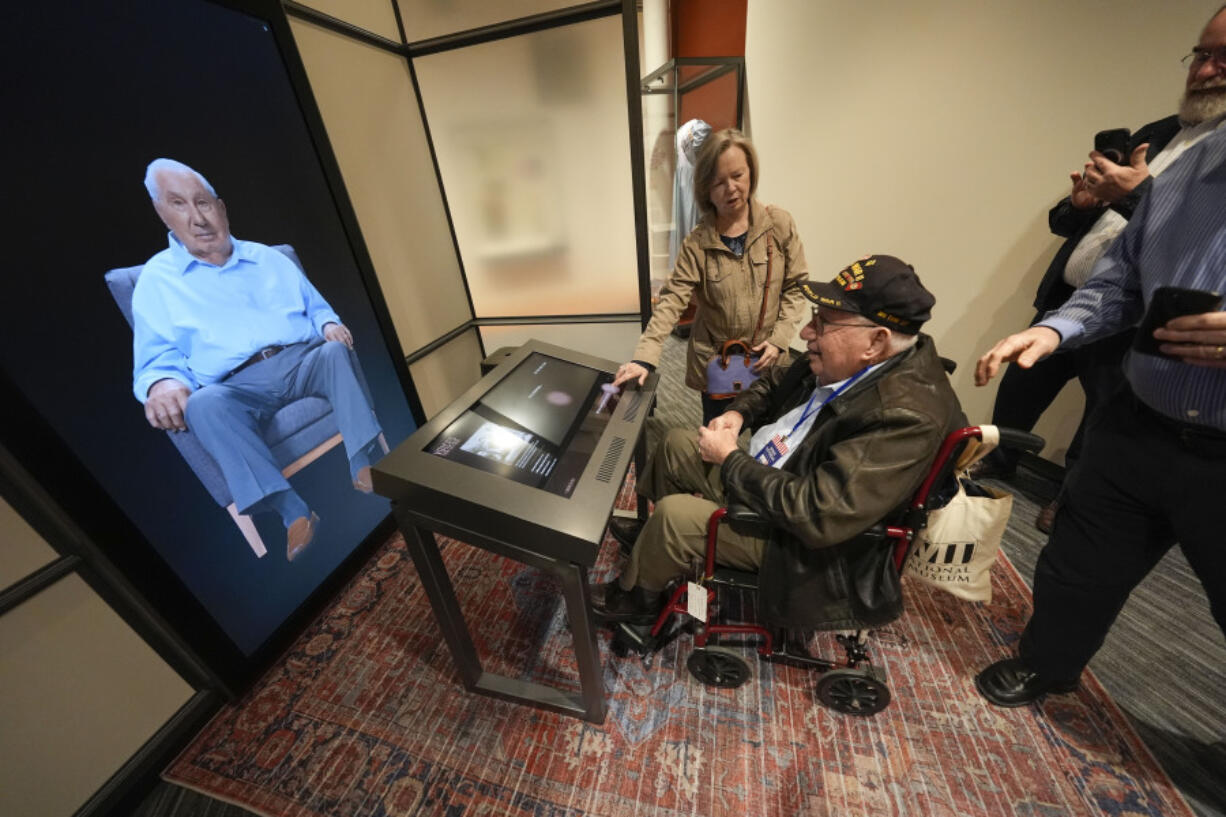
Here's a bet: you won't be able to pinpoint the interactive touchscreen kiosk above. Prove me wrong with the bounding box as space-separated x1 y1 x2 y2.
427 352 620 497
373 340 659 722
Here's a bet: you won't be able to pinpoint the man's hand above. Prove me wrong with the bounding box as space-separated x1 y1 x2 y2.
750 341 782 371
1155 311 1226 369
323 322 354 348
145 378 192 431
612 361 649 388
697 425 739 464
707 410 744 434
974 326 1062 386
1068 169 1102 210
1083 143 1150 204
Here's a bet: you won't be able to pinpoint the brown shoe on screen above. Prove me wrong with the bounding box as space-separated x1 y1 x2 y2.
286 512 319 562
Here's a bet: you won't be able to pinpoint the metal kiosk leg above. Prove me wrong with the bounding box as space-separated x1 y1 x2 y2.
395 504 608 724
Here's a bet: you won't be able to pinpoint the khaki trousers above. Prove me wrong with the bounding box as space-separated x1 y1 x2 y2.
619 427 767 592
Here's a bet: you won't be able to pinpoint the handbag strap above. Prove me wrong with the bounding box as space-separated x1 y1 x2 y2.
718 338 753 365
749 206 776 347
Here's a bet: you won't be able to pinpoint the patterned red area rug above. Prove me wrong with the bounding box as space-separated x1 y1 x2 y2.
165 487 1195 817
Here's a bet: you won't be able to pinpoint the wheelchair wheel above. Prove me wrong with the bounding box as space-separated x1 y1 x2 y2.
816 668 891 716
687 647 751 688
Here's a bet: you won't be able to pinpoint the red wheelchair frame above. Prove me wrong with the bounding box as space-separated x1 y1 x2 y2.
611 424 1043 716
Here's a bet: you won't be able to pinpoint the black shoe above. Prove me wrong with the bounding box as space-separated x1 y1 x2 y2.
974 657 1079 707
607 517 645 556
591 581 661 625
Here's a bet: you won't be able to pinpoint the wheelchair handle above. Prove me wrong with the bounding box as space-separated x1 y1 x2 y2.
996 427 1045 455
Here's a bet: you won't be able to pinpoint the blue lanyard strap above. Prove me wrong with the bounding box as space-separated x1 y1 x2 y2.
752 366 871 461
789 366 870 436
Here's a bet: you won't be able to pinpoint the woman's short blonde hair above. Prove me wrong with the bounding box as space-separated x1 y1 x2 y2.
692 128 759 219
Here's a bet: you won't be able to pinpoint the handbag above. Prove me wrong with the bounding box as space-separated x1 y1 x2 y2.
706 339 763 399
903 426 1014 603
704 227 775 400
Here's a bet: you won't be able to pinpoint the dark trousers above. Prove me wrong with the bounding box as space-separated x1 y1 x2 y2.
987 328 1133 472
1019 389 1226 680
700 392 734 426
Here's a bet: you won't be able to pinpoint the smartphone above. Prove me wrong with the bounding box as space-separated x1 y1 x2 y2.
1094 128 1131 165
1132 286 1224 356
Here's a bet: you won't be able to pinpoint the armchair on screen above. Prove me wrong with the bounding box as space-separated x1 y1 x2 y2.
105 244 387 558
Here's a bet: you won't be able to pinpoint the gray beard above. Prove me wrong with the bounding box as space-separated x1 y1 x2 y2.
1179 85 1226 125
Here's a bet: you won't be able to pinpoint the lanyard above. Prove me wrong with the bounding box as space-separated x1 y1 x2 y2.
750 366 870 461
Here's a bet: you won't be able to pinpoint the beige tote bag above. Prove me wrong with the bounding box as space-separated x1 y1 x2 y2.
903 426 1013 603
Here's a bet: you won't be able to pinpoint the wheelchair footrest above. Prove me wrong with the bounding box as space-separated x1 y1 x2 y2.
710 567 758 590
611 622 656 658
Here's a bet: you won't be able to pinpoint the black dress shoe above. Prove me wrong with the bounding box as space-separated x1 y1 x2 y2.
591 581 661 625
975 657 1079 707
607 517 645 555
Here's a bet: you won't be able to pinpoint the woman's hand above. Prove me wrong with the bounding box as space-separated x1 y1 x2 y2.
750 341 782 372
612 361 650 388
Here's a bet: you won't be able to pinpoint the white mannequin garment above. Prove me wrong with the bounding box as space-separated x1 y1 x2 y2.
669 118 712 271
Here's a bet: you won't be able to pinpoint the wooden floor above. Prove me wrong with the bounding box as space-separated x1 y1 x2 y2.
132 335 1226 817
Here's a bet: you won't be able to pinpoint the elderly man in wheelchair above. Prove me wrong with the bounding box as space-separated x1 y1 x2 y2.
595 256 966 696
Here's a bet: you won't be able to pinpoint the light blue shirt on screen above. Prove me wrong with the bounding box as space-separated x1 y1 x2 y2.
131 235 341 402
1040 127 1226 432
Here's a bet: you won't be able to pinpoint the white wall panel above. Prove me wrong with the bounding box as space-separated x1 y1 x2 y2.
397 0 582 42
295 0 401 41
0 575 192 817
408 329 485 418
291 19 472 355
746 0 1211 461
480 322 640 363
0 497 56 588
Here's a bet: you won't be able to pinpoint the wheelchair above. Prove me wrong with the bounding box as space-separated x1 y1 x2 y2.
610 424 1044 716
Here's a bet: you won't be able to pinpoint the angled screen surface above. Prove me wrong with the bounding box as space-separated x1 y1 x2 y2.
425 353 618 497
2 0 420 664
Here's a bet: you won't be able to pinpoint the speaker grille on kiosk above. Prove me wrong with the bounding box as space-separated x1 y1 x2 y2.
596 437 627 483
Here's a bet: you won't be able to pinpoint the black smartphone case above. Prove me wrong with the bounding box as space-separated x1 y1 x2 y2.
1132 286 1224 356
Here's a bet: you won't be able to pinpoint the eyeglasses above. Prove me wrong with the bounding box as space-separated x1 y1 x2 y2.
809 311 876 336
1181 45 1226 69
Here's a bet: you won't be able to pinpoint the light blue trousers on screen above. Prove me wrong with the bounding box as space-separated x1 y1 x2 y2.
184 340 382 516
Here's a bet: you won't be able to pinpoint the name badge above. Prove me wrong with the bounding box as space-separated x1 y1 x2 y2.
754 434 790 465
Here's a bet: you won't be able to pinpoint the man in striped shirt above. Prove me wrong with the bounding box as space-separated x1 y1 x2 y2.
972 106 1226 707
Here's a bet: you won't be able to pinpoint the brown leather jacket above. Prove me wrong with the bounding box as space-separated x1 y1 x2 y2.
633 199 809 390
722 334 965 629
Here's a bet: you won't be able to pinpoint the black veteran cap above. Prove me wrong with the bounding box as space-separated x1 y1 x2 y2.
799 255 934 334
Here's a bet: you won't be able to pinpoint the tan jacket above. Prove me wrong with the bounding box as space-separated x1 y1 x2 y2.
633 199 809 391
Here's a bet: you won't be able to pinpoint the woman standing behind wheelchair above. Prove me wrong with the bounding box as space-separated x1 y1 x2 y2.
612 129 810 424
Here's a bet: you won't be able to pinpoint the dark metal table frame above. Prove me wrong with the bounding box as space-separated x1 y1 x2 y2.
390 435 648 725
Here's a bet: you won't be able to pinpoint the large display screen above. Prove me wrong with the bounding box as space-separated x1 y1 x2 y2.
3 0 420 660
427 353 618 497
